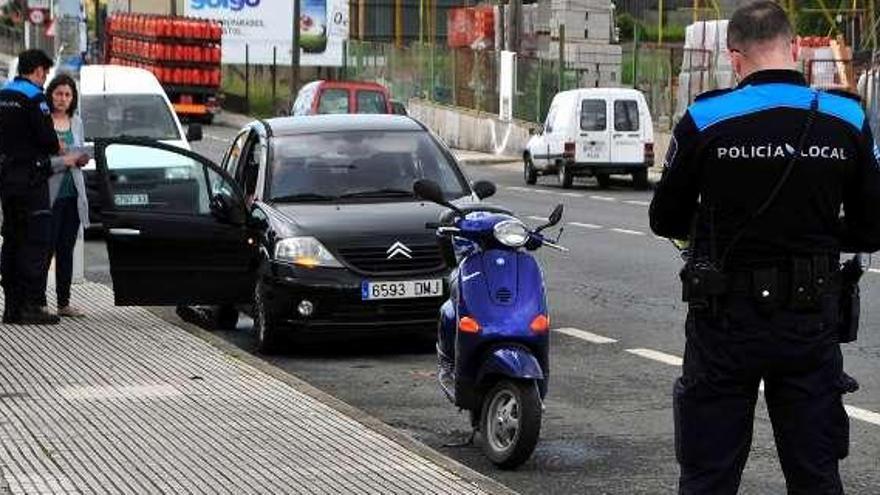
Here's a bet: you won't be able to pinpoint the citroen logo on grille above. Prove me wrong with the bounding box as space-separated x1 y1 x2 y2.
387 241 413 259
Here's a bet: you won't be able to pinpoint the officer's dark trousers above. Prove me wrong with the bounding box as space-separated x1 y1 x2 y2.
0 184 52 316
675 296 849 495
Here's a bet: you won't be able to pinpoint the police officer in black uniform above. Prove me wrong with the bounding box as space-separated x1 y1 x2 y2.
0 49 86 325
650 2 880 493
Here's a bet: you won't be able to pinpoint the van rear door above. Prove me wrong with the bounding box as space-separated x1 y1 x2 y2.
610 98 644 164
577 98 611 164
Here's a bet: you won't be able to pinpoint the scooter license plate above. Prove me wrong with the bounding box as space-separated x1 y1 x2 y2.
361 279 443 300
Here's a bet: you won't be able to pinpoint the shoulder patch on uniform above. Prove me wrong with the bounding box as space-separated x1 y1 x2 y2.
694 88 733 102
873 143 880 170
664 135 679 168
39 101 50 114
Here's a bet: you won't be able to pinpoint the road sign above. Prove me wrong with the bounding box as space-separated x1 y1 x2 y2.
28 8 48 25
27 0 50 9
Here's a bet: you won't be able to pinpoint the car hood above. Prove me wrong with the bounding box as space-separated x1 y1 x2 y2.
266 197 476 246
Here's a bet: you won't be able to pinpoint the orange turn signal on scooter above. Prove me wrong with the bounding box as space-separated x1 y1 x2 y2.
530 314 550 333
459 316 481 333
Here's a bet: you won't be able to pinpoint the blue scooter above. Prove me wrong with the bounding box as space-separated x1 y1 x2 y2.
414 179 566 469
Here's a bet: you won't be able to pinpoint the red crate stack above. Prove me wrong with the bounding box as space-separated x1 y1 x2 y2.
106 13 222 88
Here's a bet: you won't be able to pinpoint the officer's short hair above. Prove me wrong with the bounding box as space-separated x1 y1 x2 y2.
728 1 793 50
17 49 54 77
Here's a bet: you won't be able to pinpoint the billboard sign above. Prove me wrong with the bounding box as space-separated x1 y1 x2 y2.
185 0 349 66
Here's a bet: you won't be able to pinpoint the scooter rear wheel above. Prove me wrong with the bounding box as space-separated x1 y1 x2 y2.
480 379 542 469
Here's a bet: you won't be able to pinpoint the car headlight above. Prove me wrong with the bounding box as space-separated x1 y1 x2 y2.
493 220 530 247
274 237 343 268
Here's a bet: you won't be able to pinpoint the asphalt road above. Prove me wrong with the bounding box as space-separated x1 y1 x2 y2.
84 123 880 494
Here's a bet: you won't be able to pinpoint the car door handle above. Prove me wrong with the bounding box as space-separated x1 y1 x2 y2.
613 133 623 138
108 228 141 236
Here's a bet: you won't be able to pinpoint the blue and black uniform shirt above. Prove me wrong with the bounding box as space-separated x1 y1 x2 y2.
0 76 60 189
650 70 880 267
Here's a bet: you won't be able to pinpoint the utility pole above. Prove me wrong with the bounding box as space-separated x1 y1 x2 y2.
508 0 522 52
290 0 300 100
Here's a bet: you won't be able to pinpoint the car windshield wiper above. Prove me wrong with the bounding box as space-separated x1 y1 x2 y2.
338 188 415 199
271 193 338 202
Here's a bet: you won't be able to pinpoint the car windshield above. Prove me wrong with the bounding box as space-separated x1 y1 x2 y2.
269 130 469 202
82 94 181 141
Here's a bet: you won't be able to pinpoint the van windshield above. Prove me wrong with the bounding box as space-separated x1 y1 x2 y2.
82 94 181 141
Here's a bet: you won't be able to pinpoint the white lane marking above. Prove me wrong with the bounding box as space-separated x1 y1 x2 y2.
626 348 683 366
624 200 650 206
845 405 880 426
624 351 880 427
561 192 584 198
505 186 531 192
590 195 617 202
528 216 548 222
611 228 646 236
569 222 603 230
869 268 880 274
205 134 228 143
555 327 618 344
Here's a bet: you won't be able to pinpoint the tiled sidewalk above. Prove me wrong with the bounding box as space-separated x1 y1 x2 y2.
0 282 507 494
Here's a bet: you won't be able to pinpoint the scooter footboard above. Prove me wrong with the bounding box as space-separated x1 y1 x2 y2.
477 345 545 382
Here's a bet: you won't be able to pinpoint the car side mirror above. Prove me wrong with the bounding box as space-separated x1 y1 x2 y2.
186 124 203 142
472 180 496 200
210 193 244 225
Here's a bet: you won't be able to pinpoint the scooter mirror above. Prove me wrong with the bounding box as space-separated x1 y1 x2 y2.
548 204 564 226
472 180 496 200
413 179 446 204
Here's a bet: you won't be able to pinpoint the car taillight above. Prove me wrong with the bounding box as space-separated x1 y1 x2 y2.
645 143 655 163
563 142 576 160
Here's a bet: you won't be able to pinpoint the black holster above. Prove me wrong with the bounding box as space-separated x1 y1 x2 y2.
838 257 863 344
680 260 727 312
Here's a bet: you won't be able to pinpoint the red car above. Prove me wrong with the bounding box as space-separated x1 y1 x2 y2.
291 80 402 116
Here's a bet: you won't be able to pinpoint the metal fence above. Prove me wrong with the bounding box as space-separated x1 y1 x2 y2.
342 40 583 123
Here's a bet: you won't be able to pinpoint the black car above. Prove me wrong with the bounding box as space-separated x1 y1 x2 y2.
92 115 496 352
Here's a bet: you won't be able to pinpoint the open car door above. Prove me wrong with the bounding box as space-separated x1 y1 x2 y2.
93 138 257 306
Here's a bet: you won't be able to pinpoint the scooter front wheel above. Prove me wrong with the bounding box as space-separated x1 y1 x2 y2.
480 379 542 469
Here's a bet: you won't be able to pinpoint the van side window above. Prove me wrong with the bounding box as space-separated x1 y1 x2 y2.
614 100 640 132
580 100 606 131
318 89 350 114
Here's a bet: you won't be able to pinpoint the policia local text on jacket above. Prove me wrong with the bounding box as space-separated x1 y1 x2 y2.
650 70 880 493
0 75 67 323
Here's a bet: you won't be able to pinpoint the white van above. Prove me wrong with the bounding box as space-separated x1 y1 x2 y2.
524 88 654 189
79 65 203 226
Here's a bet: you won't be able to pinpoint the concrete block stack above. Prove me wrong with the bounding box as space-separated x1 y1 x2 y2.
675 20 732 119
536 0 623 87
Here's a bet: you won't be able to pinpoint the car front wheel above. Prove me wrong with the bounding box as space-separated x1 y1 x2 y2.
253 279 281 354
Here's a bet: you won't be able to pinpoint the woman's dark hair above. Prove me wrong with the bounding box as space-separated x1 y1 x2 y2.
46 73 78 117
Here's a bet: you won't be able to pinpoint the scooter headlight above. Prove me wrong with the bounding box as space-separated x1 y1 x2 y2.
493 220 530 247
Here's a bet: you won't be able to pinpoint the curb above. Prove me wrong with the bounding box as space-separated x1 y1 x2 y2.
457 157 520 166
148 306 518 495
